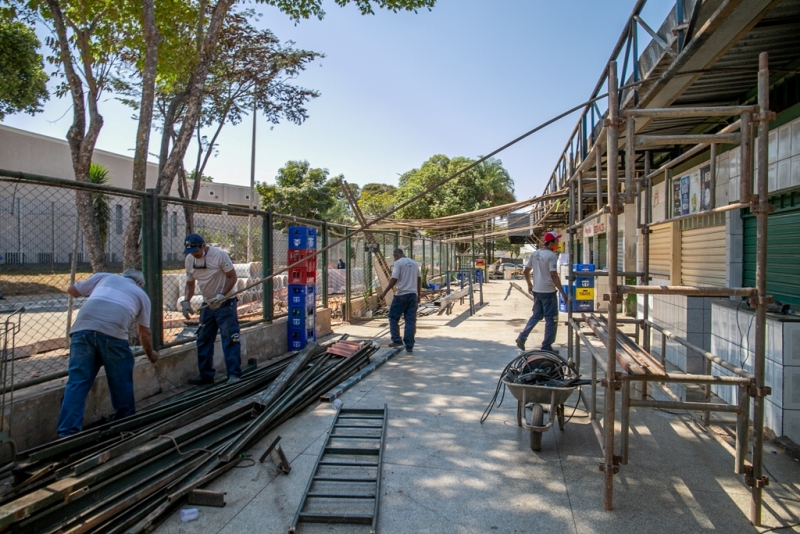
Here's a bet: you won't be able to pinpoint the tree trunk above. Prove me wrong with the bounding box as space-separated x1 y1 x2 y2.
123 0 160 271
158 0 234 197
46 0 106 273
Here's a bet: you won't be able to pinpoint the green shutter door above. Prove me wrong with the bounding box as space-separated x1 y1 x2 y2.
743 190 800 309
597 233 608 270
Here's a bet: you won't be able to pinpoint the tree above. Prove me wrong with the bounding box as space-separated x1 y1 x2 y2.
15 0 145 272
394 155 515 220
358 183 396 220
0 18 49 119
256 160 339 222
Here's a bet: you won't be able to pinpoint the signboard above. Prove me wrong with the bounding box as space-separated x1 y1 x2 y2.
584 215 606 237
690 172 701 214
680 175 690 215
700 165 712 211
672 179 682 217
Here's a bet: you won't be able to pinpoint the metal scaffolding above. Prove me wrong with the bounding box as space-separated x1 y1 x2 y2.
562 53 773 525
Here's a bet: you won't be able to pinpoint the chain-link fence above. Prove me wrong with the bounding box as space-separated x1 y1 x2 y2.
0 174 459 390
0 178 145 389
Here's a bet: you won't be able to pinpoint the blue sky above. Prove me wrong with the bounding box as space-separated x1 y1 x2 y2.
2 0 674 201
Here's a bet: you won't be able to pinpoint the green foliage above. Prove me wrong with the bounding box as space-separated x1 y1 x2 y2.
262 0 435 22
0 19 49 119
394 155 515 220
256 160 339 222
88 163 111 247
358 183 396 219
188 169 214 183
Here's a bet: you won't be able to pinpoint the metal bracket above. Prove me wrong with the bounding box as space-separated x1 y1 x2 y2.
750 203 775 215
748 385 772 398
602 294 624 304
755 110 776 122
598 456 622 474
600 378 623 391
604 117 625 128
743 465 770 488
749 295 774 307
567 228 578 235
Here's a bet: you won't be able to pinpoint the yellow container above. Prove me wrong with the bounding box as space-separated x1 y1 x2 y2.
575 287 594 301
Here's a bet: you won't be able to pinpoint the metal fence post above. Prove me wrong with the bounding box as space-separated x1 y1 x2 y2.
144 189 163 349
345 228 351 323
322 222 328 308
262 211 273 321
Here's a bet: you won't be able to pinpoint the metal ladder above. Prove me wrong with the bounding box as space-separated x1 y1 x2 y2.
290 405 388 534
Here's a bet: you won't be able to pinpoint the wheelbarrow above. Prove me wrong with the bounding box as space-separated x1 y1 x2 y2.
502 379 576 451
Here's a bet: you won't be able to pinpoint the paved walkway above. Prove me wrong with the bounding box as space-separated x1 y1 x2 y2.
155 281 800 533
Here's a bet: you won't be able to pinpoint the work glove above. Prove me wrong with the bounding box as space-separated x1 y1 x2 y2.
180 300 195 320
208 293 227 310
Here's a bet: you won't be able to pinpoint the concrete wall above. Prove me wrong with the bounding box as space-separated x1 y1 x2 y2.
0 124 260 204
5 309 332 451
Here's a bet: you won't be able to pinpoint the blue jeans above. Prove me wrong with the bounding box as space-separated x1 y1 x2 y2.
196 298 242 379
517 291 558 350
388 293 418 350
57 330 136 437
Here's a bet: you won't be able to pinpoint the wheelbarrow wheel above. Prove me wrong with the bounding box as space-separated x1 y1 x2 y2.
529 404 544 451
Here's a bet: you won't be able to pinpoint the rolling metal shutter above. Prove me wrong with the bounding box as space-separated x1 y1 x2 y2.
597 233 607 269
743 190 800 308
649 223 672 279
681 224 725 286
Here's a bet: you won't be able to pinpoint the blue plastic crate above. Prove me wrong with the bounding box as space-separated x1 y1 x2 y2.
288 328 316 350
288 305 316 329
288 284 316 307
288 226 317 250
573 263 595 272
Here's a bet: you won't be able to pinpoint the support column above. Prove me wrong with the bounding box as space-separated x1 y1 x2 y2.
750 51 771 527
603 60 621 511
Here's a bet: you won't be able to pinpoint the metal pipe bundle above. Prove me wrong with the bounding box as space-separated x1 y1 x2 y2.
0 336 379 533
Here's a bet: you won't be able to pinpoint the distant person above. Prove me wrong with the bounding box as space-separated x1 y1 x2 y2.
379 248 421 353
181 233 242 385
516 232 569 353
57 270 158 437
337 258 345 269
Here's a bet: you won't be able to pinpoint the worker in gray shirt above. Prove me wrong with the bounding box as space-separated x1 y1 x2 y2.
516 232 569 353
57 270 158 437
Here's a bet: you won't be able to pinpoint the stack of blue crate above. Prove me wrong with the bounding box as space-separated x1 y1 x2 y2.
559 263 596 313
287 226 317 350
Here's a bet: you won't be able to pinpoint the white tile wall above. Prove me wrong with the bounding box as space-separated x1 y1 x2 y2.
783 365 800 411
768 162 777 192
792 155 800 188
784 410 800 445
778 124 792 160
793 121 800 156
768 130 778 164
779 159 792 190
786 323 800 364
766 399 783 438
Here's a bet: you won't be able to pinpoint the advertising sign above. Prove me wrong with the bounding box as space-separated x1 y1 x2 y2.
700 165 712 211
680 175 690 215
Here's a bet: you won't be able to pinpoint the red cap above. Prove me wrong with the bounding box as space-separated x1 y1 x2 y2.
543 231 561 243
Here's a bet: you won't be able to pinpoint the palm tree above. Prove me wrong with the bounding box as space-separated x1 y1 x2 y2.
88 163 111 253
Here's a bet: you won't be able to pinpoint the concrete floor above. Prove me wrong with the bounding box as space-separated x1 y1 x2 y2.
155 281 800 533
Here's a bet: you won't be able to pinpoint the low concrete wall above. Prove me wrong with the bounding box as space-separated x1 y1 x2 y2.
6 309 332 451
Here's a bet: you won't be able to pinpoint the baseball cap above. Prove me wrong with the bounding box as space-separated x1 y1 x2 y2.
183 233 205 254
543 231 561 243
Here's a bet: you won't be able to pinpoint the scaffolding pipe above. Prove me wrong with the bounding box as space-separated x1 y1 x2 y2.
625 117 635 204
646 320 754 379
644 201 749 227
750 51 771 527
644 120 741 181
602 60 620 511
619 285 756 297
741 111 753 204
642 151 651 354
628 399 741 413
622 105 757 118
636 133 741 147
